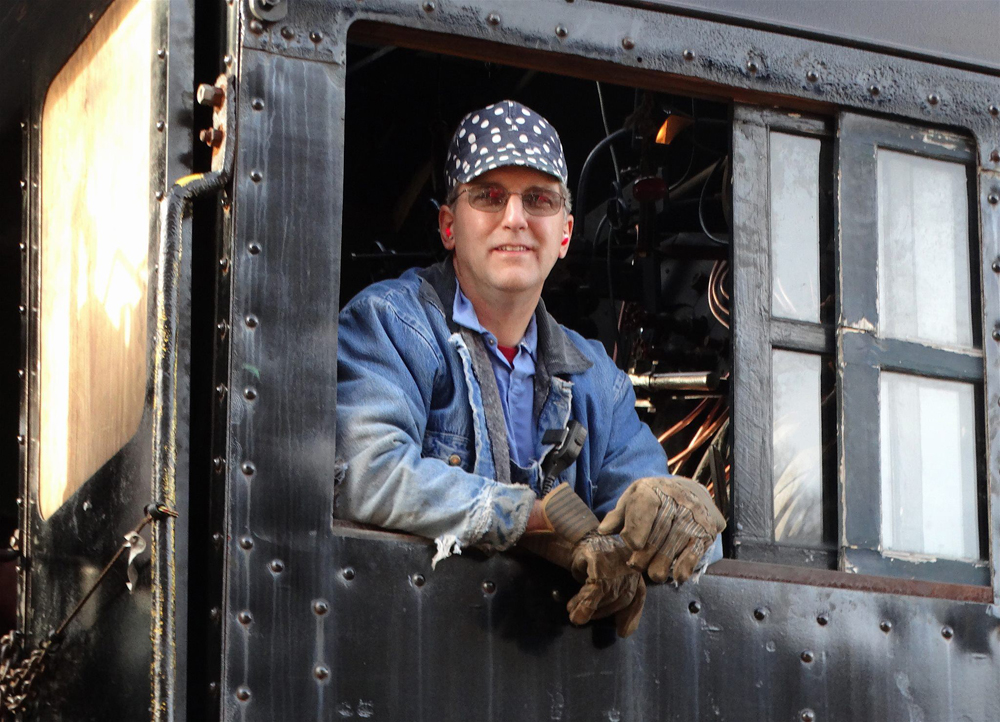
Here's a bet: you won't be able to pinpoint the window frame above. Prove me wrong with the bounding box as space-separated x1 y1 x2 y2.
730 106 839 569
836 113 990 585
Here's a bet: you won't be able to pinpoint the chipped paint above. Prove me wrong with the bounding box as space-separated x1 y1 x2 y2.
921 132 959 151
843 317 877 333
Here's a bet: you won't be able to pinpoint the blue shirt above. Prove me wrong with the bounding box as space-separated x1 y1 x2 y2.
452 285 537 467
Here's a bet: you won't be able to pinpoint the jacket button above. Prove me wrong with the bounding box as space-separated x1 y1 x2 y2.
447 454 462 466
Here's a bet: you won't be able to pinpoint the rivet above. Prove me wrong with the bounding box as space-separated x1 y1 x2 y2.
880 620 892 633
313 599 330 615
800 650 814 663
224 54 233 66
753 607 767 621
486 12 500 25
423 1 435 11
15 498 22 508
249 19 264 34
155 190 164 201
16 435 25 446
216 383 227 400
689 600 701 614
482 580 496 594
219 257 229 272
212 532 224 547
251 98 264 111
239 536 253 550
217 319 229 339
157 48 166 59
209 606 221 622
156 120 165 132
551 589 562 603
250 170 263 182
622 37 635 50
991 150 1000 163
269 559 284 573
555 24 568 38
309 31 323 43
941 625 954 640
19 180 26 190
927 93 939 106
411 573 426 587
801 710 815 722
991 258 1000 273
342 567 355 580
817 613 830 626
248 242 261 255
18 305 26 315
990 193 1000 205
18 243 26 252
868 84 881 97
280 26 294 39
245 314 258 328
241 461 255 476
991 327 1000 342
236 687 250 702
244 387 257 401
314 665 330 680
238 610 252 625
208 681 218 696
806 70 819 82
682 49 695 61
990 104 999 116
18 369 25 379
746 60 759 74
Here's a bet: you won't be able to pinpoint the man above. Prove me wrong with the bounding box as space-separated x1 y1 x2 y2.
336 100 724 637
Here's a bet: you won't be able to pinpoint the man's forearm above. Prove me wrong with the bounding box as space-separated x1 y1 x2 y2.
524 499 547 533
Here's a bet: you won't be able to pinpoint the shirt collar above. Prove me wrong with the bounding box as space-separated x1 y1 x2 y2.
452 284 538 359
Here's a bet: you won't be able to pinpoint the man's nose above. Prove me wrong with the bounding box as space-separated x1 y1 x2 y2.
501 193 529 230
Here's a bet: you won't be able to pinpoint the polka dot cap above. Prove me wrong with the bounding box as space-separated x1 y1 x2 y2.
444 100 567 192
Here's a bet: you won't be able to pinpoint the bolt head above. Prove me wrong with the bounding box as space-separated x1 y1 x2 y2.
309 31 323 43
16 435 25 446
817 613 830 626
17 369 25 379
806 70 819 82
800 650 815 663
236 687 251 702
880 620 892 633
688 600 701 614
18 305 26 315
486 12 500 25
269 559 284 573
313 599 330 615
941 625 954 640
342 566 355 581
218 257 229 272
411 573 426 587
212 532 224 546
551 589 563 603
239 535 254 550
249 19 264 34
753 607 767 621
482 580 496 594
216 383 227 400
622 37 635 50
224 54 233 66
208 681 219 696
682 49 695 61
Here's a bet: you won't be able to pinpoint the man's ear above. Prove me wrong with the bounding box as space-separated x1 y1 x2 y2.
439 203 456 251
558 213 574 259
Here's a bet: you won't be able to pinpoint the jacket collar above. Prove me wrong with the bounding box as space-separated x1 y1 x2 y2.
416 258 592 377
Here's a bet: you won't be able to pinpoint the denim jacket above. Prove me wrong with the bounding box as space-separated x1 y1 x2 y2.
335 260 673 557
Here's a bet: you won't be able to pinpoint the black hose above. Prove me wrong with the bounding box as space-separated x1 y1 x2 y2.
575 127 631 243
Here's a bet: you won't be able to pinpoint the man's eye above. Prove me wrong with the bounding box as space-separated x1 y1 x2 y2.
472 187 507 205
523 191 556 210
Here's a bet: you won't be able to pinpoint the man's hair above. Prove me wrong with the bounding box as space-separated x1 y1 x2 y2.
445 181 574 214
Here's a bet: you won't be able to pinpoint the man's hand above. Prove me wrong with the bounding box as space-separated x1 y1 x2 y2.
597 476 726 584
519 483 646 637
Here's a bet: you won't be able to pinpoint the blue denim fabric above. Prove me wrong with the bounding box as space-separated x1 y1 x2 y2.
452 284 538 467
336 260 722 566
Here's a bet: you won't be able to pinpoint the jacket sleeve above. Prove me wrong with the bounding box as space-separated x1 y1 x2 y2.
590 369 671 517
335 293 536 552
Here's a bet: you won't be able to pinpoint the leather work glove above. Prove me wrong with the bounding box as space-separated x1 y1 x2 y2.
597 476 726 584
519 483 646 638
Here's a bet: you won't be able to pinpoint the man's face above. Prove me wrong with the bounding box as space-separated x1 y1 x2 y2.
439 166 574 300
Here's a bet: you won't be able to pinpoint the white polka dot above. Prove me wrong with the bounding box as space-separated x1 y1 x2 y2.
539 158 549 165
455 158 461 168
506 142 515 149
516 117 526 124
523 109 531 116
494 108 504 116
527 157 537 164
542 143 550 153
557 158 563 167
470 143 477 153
486 156 495 163
463 161 470 172
540 120 548 128
459 128 467 139
515 159 525 165
499 155 509 161
468 133 476 144
504 117 513 125
475 159 482 167
480 147 488 155
490 127 500 134
486 103 495 110
480 120 489 128
492 134 501 143
518 134 528 143
472 114 480 123
512 150 521 157
488 163 497 169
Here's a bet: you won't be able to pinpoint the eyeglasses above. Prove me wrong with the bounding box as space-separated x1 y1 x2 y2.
454 184 567 217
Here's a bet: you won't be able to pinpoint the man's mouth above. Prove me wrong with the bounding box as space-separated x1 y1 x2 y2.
494 245 531 252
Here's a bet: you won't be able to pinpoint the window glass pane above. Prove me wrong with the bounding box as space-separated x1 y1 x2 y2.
877 150 973 347
879 372 979 560
39 0 153 519
772 350 823 543
770 132 821 323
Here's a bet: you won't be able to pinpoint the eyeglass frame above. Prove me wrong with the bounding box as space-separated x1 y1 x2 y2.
448 182 571 217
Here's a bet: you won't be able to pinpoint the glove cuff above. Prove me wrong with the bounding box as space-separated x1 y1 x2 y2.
539 482 599 543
